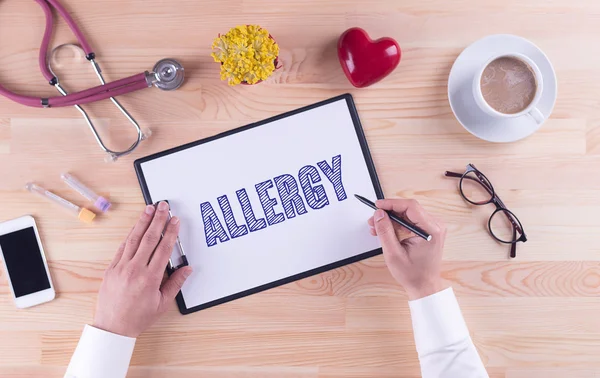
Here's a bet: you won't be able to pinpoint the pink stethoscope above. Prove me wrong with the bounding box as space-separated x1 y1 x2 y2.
0 0 185 161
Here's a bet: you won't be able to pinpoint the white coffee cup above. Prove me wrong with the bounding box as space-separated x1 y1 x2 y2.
473 52 545 124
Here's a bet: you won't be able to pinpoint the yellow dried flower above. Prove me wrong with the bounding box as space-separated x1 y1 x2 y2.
211 25 280 85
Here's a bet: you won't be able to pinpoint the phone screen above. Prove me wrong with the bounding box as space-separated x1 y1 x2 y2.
0 227 51 297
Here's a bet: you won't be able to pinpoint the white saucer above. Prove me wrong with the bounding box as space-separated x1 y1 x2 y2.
448 34 557 143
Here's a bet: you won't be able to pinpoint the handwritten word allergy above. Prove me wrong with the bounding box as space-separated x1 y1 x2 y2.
200 154 347 247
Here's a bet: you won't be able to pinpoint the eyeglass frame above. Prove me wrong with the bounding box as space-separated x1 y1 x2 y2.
445 163 527 258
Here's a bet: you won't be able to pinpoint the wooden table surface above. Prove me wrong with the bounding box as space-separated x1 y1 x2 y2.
1 0 599 377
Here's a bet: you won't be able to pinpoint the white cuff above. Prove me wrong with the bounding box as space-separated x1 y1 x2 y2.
65 325 136 378
408 287 470 356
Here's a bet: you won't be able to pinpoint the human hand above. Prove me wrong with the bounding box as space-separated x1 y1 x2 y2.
93 201 193 338
368 199 447 300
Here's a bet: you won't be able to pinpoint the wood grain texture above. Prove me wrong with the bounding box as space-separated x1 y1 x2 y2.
0 0 598 376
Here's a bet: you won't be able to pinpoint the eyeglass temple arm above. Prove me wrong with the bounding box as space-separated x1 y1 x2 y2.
444 171 463 178
510 228 517 258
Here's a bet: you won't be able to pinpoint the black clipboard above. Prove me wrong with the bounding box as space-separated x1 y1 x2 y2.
134 93 384 315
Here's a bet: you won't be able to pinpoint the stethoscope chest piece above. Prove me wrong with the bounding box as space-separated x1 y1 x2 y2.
150 58 185 91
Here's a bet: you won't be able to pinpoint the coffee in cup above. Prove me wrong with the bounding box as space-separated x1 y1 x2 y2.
480 57 537 114
473 53 544 124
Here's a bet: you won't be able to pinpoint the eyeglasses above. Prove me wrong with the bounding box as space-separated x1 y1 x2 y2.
445 164 526 258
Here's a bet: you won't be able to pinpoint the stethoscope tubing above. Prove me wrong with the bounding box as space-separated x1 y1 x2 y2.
51 73 148 106
0 73 149 108
0 0 149 108
57 80 150 107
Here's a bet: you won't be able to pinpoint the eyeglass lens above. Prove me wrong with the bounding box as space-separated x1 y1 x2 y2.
460 170 494 205
489 209 522 243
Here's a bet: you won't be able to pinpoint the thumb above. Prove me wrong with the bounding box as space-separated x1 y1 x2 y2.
160 266 192 304
373 209 403 254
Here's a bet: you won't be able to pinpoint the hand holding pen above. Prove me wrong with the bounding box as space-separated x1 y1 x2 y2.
355 195 431 241
365 198 448 300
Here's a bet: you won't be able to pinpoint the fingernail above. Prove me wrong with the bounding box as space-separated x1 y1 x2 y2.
374 209 385 222
145 205 155 215
158 201 169 211
183 268 192 278
171 216 179 225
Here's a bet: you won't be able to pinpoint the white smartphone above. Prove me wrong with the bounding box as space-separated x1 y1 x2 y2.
0 215 55 308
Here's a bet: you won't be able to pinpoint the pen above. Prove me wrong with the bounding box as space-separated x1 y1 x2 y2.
26 183 96 224
61 173 112 213
354 194 432 241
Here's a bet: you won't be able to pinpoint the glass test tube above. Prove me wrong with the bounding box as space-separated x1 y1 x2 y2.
61 173 111 213
26 183 96 224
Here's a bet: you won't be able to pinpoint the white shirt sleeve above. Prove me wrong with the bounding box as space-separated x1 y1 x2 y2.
409 287 489 378
64 325 136 378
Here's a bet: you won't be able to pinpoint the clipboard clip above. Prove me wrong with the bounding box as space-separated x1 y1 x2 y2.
154 200 189 275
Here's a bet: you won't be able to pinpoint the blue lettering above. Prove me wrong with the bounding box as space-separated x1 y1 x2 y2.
255 180 285 226
236 188 267 232
200 201 230 247
298 165 329 210
199 155 347 246
274 174 308 219
217 195 248 238
317 154 347 201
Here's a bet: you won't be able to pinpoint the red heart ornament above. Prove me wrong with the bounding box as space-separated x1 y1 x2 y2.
337 28 401 88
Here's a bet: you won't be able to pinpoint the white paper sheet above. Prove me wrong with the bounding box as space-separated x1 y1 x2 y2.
139 97 381 311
